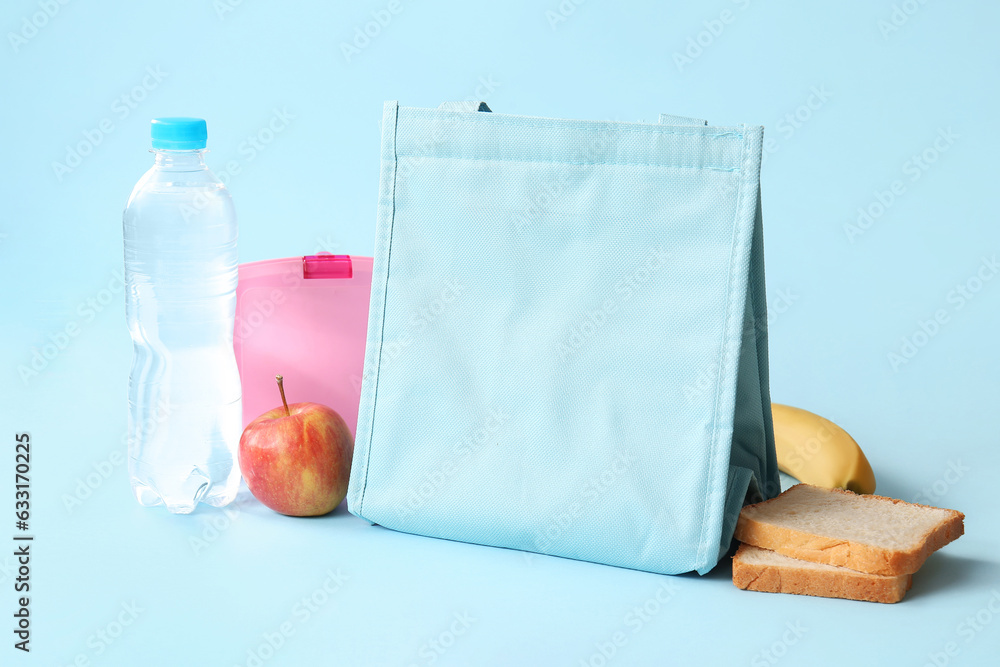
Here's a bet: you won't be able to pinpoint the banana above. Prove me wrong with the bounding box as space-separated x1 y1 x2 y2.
771 403 876 495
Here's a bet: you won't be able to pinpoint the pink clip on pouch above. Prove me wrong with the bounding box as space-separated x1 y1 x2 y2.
234 254 372 436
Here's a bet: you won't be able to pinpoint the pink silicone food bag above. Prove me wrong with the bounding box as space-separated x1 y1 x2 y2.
234 254 372 435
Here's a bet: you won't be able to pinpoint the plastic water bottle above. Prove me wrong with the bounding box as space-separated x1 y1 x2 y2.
123 117 241 513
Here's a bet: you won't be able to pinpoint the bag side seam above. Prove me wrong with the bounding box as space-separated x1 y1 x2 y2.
696 125 754 570
356 102 401 518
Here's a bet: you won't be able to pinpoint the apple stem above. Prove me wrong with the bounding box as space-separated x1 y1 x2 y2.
275 375 290 417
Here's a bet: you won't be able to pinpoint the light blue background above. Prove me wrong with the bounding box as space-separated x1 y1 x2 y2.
2 1 998 665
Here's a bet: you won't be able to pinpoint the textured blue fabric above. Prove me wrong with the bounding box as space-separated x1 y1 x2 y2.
348 102 779 575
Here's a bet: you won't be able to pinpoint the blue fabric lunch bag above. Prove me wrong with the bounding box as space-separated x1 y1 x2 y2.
347 101 780 575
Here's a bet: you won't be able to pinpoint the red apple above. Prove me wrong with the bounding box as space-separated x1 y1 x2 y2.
239 375 354 516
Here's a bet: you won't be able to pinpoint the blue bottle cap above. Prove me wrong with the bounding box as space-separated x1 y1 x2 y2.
151 117 208 150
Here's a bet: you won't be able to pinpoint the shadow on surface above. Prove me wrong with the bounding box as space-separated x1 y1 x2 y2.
907 552 999 600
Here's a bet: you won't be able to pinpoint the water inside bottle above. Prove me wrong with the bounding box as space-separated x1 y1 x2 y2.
124 148 241 513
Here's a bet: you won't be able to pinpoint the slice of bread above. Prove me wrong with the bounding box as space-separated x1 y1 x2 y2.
732 544 913 603
734 484 964 576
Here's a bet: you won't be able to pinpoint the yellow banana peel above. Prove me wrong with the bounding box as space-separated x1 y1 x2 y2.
771 403 876 494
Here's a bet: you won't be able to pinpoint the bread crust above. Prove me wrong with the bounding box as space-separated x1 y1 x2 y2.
734 485 965 576
731 544 912 603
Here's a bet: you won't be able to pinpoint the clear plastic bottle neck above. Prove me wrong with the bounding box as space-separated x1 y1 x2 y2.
152 149 207 171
